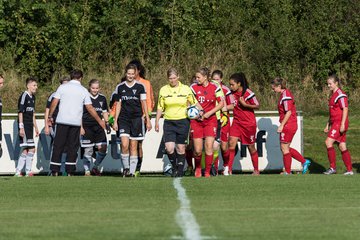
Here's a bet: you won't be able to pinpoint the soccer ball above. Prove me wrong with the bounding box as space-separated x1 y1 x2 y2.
187 106 200 119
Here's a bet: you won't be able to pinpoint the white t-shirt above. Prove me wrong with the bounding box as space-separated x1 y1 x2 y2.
54 80 91 126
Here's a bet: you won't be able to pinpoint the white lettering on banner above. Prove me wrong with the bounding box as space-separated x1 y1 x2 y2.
0 114 303 174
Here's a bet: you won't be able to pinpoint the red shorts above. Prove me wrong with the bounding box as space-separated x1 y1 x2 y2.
229 121 256 145
220 121 230 142
328 123 347 143
190 118 217 139
279 125 297 143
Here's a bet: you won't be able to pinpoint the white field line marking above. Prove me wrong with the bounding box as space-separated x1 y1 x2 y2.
173 178 202 240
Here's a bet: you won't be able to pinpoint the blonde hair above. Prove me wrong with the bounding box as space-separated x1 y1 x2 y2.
167 68 179 78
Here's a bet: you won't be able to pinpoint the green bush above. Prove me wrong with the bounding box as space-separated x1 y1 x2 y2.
0 0 359 113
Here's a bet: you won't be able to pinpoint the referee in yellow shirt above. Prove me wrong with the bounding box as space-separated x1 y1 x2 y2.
155 68 202 177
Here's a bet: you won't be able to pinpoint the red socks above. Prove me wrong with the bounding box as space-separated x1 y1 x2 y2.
250 151 259 172
221 149 229 167
205 154 213 174
194 155 202 169
327 147 336 169
341 150 352 172
283 153 292 173
290 148 305 164
228 149 236 173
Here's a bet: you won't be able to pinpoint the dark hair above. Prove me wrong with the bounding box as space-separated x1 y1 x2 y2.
211 70 223 79
190 75 197 84
70 69 83 80
328 74 341 87
129 59 146 78
26 77 37 85
197 67 211 79
125 63 138 73
59 76 70 84
123 63 138 82
88 79 99 88
167 68 179 78
271 77 287 89
230 72 248 96
0 73 3 79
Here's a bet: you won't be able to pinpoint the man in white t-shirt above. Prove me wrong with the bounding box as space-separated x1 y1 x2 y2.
48 70 105 176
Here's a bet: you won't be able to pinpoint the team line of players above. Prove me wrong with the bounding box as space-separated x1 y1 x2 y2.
8 63 353 177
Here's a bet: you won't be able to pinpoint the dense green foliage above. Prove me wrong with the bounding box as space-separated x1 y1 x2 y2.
0 0 359 84
0 0 359 113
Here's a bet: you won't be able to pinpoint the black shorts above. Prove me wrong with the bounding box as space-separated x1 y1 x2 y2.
163 119 190 144
19 123 35 148
215 120 221 143
81 124 107 147
118 117 145 140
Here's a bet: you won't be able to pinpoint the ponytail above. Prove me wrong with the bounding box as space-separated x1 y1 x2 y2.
229 72 249 96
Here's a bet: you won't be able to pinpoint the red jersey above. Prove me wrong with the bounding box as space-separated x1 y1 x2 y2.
278 89 297 127
190 81 224 121
232 88 258 126
220 83 235 106
329 88 349 124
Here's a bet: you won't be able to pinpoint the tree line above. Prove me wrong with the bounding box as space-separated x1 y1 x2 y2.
0 0 359 103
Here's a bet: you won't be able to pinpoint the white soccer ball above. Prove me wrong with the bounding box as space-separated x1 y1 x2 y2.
187 106 200 119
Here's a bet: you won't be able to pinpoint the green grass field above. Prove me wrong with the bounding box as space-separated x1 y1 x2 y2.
304 114 360 173
1 175 359 240
0 114 359 240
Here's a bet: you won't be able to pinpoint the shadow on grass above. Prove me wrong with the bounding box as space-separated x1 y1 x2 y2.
352 163 360 173
306 157 327 174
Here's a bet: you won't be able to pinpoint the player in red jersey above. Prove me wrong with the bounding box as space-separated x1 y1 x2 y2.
226 73 259 175
190 67 224 177
211 70 234 174
271 77 311 174
323 75 353 175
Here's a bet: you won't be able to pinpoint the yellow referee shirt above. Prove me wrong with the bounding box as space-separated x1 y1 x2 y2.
157 82 197 120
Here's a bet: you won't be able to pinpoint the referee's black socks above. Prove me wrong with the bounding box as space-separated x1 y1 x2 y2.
177 153 186 177
168 152 177 170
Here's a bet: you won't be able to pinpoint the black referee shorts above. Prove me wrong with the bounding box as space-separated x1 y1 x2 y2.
163 119 190 144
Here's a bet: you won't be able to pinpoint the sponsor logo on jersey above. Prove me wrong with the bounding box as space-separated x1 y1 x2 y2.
198 96 205 103
331 129 337 137
281 132 285 140
121 96 139 101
